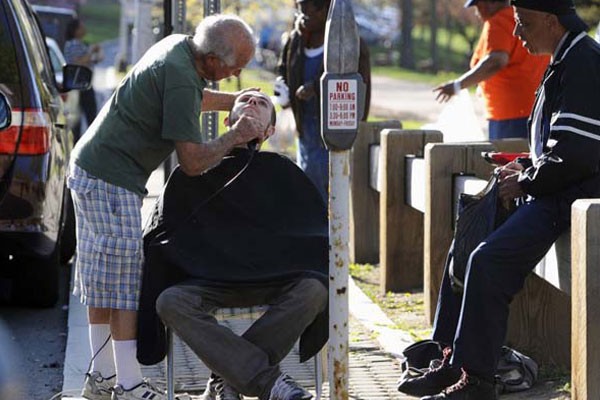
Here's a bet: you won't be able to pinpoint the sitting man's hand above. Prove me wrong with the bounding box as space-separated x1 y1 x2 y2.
496 161 523 180
498 164 525 208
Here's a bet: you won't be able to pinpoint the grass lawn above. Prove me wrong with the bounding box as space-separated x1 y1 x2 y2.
80 0 120 44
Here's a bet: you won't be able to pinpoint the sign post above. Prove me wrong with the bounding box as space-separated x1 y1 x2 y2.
321 0 365 398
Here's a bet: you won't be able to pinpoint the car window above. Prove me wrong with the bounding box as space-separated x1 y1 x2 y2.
11 0 58 97
0 1 22 108
47 42 63 75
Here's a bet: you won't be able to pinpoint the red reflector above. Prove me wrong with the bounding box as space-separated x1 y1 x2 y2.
0 109 51 155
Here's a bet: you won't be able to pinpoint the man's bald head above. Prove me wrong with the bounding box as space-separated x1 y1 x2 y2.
192 15 255 68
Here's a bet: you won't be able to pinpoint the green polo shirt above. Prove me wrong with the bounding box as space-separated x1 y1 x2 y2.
72 34 207 196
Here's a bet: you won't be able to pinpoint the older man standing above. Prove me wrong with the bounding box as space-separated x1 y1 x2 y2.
434 0 549 140
399 0 600 399
67 15 267 400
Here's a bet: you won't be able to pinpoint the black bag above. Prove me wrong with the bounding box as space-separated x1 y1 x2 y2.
400 340 538 393
448 174 514 293
495 346 538 393
399 339 445 379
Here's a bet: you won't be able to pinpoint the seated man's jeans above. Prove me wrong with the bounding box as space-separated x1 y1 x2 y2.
431 193 569 379
156 278 327 400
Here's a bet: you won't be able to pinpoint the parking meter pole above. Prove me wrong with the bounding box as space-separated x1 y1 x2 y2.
322 0 364 398
328 151 350 400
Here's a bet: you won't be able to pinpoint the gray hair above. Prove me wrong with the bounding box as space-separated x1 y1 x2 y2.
192 15 255 67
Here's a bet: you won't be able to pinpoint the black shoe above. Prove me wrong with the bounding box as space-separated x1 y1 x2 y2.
420 369 497 400
398 347 461 397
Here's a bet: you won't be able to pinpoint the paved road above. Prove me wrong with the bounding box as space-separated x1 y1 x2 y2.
370 75 487 130
0 266 71 400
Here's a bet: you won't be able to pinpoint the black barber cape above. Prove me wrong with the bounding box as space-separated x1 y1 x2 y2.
137 148 329 365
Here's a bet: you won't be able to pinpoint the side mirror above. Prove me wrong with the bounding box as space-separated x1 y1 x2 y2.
0 92 11 131
62 64 93 91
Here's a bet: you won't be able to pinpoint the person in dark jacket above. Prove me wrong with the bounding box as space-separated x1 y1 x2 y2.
140 92 328 400
275 0 371 201
398 0 600 399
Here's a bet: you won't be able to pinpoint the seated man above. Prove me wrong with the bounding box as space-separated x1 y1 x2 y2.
137 91 328 400
398 0 600 399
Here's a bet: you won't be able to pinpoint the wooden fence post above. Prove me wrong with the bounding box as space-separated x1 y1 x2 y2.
350 120 401 265
571 200 600 400
424 142 494 322
379 129 442 293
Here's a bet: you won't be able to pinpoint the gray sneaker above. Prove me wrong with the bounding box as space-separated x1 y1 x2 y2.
200 375 243 400
111 379 191 400
269 374 312 400
81 371 116 400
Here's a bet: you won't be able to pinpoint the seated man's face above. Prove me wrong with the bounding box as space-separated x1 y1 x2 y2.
229 91 274 130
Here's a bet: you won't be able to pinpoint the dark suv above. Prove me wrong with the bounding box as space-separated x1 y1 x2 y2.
0 0 90 306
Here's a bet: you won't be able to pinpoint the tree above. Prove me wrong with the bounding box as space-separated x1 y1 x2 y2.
399 0 415 68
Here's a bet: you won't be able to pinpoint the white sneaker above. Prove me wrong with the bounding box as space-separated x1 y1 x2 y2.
269 374 312 400
111 380 166 400
81 371 116 400
111 380 191 400
200 375 243 400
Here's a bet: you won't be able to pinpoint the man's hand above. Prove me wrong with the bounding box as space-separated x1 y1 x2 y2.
233 87 261 98
498 162 525 207
295 82 316 101
230 114 269 147
433 81 459 103
496 161 523 179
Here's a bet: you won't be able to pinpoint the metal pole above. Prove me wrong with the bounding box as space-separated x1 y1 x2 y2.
166 328 174 400
162 0 186 181
163 0 173 36
321 0 364 398
202 0 221 141
328 150 350 400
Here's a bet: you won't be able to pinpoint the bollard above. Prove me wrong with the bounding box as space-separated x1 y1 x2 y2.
321 0 365 398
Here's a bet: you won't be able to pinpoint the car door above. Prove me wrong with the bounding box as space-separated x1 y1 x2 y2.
0 0 24 207
10 0 71 241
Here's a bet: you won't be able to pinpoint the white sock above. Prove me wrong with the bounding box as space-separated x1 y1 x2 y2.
113 339 143 390
88 324 116 378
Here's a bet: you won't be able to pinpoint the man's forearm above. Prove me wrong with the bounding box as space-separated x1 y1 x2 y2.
202 89 236 112
175 130 239 176
457 51 508 89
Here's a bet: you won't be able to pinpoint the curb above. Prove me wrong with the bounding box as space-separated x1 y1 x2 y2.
348 276 413 360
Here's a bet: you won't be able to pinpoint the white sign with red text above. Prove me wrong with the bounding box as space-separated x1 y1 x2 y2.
327 79 358 130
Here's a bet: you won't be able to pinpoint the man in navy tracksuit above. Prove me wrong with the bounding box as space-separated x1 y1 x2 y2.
398 0 600 399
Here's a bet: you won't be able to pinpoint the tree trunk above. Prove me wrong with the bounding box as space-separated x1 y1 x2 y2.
399 0 414 69
444 2 452 71
429 0 438 72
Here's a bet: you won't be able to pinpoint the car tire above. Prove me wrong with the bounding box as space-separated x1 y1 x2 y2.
60 190 76 265
11 247 60 308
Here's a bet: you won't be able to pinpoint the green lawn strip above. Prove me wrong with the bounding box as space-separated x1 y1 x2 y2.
80 0 120 44
350 263 431 342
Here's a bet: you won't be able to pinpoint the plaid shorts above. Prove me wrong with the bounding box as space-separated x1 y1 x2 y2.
67 164 143 310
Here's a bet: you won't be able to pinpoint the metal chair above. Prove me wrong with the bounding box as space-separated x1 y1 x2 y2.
164 308 324 400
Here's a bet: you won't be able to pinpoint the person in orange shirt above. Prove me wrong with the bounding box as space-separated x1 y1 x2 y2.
433 0 549 139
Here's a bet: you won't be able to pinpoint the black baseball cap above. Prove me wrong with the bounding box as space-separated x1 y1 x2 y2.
510 0 588 32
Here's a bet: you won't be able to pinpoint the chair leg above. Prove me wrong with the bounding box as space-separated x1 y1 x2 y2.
166 327 175 400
